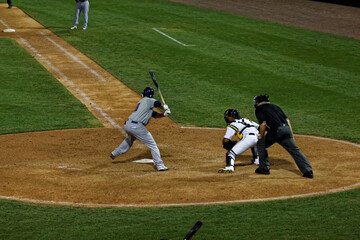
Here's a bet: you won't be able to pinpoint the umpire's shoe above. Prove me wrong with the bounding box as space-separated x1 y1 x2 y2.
110 153 116 160
255 168 270 175
302 170 314 179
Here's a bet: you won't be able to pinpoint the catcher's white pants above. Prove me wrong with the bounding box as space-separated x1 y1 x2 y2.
228 134 258 166
112 121 165 167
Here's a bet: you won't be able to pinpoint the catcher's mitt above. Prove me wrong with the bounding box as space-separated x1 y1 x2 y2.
223 140 237 150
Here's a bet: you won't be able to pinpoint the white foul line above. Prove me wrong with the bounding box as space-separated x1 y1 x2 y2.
152 28 195 47
40 32 107 82
0 19 11 29
0 20 125 135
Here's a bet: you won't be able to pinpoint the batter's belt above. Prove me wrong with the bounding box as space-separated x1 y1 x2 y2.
125 119 144 126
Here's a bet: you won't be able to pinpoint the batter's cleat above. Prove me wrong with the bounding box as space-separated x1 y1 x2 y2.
255 168 270 175
157 165 168 171
218 166 234 173
302 170 314 179
70 26 77 30
110 153 115 160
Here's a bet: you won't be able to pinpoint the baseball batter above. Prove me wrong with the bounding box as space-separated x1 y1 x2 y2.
110 87 170 171
71 0 89 30
219 109 259 173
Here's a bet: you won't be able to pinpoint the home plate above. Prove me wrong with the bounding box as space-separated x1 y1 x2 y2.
3 29 15 32
133 159 154 164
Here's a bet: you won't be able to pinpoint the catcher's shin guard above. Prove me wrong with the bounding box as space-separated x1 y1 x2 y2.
226 150 236 167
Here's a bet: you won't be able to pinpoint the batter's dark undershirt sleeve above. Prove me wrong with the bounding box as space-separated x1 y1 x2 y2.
154 100 161 108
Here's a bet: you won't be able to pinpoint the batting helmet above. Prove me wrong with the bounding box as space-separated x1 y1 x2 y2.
253 94 270 107
142 87 154 98
224 109 240 123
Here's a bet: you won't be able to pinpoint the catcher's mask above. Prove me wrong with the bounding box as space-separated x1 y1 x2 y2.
224 109 240 123
253 94 270 107
142 87 154 98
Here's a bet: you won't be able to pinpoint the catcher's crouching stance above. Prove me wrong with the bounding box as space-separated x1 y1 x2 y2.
219 109 259 173
110 87 170 171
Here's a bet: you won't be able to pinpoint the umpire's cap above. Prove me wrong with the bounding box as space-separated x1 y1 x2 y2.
253 95 270 107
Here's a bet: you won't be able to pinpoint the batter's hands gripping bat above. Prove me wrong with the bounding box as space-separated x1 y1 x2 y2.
149 71 166 105
183 221 203 240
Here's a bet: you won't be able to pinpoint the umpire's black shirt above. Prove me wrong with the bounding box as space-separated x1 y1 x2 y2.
255 103 288 133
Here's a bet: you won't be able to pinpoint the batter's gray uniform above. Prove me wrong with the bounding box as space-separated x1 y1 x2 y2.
111 97 168 171
72 0 89 29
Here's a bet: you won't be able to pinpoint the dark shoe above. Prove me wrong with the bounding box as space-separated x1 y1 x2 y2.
302 171 314 179
110 153 115 160
255 168 270 175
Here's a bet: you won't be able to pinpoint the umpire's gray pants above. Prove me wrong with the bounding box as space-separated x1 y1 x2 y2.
112 121 165 168
257 126 313 174
73 0 89 28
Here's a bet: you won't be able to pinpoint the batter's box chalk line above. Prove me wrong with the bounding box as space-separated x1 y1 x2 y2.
57 166 82 171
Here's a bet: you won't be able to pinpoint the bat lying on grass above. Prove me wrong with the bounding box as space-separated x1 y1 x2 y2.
160 221 203 240
184 221 203 240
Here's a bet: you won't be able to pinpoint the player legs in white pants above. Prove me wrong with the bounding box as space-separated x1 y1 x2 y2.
111 121 166 169
226 135 258 171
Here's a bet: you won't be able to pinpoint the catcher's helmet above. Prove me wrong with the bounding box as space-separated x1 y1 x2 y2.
142 87 154 98
253 94 270 107
224 109 240 123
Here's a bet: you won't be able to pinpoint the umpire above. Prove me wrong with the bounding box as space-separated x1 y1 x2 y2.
253 95 313 178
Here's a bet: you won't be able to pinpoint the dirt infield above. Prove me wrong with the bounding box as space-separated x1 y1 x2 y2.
0 3 359 207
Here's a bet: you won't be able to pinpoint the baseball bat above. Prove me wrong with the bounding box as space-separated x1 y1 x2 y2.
149 71 166 105
183 221 203 240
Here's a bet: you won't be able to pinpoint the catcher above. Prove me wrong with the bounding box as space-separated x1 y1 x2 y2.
219 109 259 173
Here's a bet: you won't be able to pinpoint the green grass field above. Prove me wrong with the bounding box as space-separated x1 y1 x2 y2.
1 189 359 239
0 0 359 239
